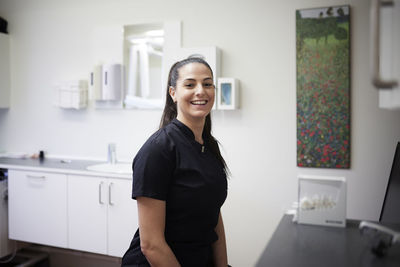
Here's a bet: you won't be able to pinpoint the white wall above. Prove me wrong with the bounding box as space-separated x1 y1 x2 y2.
1 0 400 266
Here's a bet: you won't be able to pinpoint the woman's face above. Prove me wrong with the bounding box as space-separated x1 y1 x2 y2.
169 62 215 124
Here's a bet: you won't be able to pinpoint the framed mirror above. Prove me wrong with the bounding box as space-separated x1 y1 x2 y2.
123 21 181 109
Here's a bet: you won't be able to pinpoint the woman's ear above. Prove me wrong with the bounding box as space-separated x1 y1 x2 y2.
169 86 176 103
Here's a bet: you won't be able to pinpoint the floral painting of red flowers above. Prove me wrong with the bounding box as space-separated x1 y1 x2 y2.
296 6 350 168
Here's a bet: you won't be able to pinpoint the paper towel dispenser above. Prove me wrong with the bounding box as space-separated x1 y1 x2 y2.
90 63 124 101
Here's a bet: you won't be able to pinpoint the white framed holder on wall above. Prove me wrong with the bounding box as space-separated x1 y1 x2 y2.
297 175 347 228
217 78 239 110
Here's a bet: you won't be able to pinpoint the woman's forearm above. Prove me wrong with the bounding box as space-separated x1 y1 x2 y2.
212 213 228 267
141 239 181 267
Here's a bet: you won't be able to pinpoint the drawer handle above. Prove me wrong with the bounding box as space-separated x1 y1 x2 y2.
26 174 46 179
109 182 114 206
99 182 104 204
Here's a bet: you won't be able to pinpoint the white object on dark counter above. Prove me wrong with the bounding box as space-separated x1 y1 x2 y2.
297 175 347 227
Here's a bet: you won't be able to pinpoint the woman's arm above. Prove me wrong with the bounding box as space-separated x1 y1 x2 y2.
137 196 181 267
212 212 228 267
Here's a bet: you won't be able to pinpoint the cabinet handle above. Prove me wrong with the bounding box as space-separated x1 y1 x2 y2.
26 174 46 179
109 182 114 206
99 182 104 204
370 0 398 89
105 71 108 85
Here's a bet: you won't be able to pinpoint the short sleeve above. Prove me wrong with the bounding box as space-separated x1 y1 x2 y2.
131 132 175 201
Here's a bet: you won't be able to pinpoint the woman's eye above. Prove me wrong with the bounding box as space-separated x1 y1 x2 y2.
185 84 194 88
204 83 213 88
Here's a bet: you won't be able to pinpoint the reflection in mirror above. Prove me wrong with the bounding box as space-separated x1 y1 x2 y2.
123 23 164 109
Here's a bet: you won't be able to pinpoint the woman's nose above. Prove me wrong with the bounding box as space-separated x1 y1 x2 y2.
195 84 206 95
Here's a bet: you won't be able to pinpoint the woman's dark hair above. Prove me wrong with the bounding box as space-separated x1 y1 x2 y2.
160 57 228 174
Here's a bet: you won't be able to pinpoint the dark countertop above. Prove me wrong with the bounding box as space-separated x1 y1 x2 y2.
255 214 400 267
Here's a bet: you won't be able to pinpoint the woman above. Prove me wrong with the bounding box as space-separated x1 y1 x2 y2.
121 57 229 267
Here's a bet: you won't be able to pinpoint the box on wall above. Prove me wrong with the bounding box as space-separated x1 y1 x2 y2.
298 175 347 227
54 80 88 110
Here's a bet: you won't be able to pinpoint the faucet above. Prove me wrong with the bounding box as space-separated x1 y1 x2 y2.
108 143 117 164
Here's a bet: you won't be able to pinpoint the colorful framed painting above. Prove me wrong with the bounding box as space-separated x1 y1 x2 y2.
296 5 351 168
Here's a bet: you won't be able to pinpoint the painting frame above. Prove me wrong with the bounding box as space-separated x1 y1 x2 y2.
296 5 351 169
217 77 239 110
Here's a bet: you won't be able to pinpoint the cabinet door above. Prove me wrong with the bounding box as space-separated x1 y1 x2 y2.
107 178 138 257
8 170 68 247
68 175 107 254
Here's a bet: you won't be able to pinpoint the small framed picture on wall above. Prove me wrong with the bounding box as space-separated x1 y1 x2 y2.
217 78 239 110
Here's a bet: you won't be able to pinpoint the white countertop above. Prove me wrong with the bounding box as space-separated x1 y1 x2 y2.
0 157 132 179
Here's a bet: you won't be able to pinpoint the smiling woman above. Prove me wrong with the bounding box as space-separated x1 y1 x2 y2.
121 57 230 267
169 62 215 138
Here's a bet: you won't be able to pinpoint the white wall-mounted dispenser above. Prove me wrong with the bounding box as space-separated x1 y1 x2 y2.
102 63 123 101
90 64 124 109
91 64 123 102
54 80 88 109
90 64 102 101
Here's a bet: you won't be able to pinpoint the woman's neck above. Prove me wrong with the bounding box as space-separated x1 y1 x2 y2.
176 115 205 144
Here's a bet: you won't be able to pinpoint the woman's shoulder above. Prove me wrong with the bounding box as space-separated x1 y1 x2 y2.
138 124 177 156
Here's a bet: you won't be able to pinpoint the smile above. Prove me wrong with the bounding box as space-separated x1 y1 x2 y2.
190 100 208 105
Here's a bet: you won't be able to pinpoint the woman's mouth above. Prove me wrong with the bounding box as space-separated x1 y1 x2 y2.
190 100 208 105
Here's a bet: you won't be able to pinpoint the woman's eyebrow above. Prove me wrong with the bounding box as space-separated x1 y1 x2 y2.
182 77 213 82
183 78 196 82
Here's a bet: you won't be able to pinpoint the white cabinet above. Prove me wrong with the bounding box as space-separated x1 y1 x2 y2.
67 175 107 254
8 170 68 248
107 178 138 257
7 168 136 257
68 175 137 257
0 33 10 108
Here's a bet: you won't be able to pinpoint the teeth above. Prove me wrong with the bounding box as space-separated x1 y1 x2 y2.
191 100 207 105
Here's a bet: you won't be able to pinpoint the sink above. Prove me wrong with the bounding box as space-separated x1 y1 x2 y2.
86 163 132 174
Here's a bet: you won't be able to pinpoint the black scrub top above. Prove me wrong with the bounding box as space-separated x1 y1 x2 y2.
121 119 228 267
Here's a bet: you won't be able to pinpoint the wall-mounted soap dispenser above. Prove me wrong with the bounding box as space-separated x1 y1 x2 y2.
90 63 124 108
102 64 123 101
90 65 102 101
